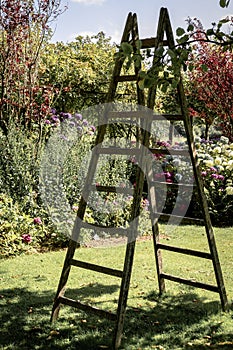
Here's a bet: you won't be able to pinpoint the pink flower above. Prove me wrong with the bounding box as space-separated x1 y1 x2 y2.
21 234 32 243
33 217 42 225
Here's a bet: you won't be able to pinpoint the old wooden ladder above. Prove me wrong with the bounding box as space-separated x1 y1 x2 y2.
51 7 228 349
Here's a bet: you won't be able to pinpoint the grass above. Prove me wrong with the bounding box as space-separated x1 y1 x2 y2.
0 225 233 349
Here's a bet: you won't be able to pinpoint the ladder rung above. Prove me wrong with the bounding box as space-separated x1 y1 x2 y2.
108 111 151 119
140 38 168 49
107 111 183 122
149 148 189 156
152 114 184 121
81 221 129 236
96 147 140 156
153 181 194 188
153 212 204 225
160 273 219 293
156 244 212 259
71 259 123 277
59 296 117 321
115 75 137 82
91 184 134 195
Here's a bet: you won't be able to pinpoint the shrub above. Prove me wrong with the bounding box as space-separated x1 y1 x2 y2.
196 136 233 226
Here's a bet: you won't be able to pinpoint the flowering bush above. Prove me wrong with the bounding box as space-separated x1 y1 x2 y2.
150 137 233 226
196 136 233 226
0 194 44 257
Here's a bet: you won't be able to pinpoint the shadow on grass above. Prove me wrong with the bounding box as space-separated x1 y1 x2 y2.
0 285 232 349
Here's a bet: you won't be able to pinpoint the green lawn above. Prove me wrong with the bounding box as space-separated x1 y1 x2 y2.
0 225 232 349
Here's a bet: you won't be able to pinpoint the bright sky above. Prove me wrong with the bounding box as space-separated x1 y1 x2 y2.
51 0 233 43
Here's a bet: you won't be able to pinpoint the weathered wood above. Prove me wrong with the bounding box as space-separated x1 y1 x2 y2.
81 221 129 236
70 259 123 277
115 75 137 82
160 273 219 293
91 184 134 195
96 147 140 155
156 244 212 259
59 296 117 321
149 148 189 156
152 114 184 121
152 180 195 189
153 212 204 225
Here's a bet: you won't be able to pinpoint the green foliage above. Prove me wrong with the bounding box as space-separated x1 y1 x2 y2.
0 194 43 257
40 32 115 112
0 122 43 209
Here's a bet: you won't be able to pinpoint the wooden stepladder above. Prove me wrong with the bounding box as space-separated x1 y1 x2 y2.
51 8 228 349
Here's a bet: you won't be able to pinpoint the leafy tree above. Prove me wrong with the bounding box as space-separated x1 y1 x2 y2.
39 32 116 113
0 0 63 134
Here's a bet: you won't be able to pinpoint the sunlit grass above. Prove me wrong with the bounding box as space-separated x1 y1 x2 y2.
0 225 232 349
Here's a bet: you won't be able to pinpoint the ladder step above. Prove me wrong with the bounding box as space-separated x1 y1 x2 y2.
71 259 123 277
59 296 117 321
81 221 129 236
115 75 137 82
153 181 194 188
108 111 151 119
91 184 134 195
153 212 204 225
107 111 183 122
140 37 168 49
156 244 212 259
96 147 140 156
160 273 219 293
152 114 184 121
149 148 189 156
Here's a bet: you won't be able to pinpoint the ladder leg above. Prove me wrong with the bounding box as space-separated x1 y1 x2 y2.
152 221 165 295
113 240 136 349
51 240 78 322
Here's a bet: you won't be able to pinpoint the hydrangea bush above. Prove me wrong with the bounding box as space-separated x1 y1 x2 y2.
196 136 233 226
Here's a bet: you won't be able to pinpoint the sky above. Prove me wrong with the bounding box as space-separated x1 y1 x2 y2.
51 0 233 43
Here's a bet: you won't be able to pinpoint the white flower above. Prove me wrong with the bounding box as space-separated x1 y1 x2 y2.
213 146 221 154
226 159 233 171
226 186 233 195
214 157 222 165
220 136 229 144
204 160 214 167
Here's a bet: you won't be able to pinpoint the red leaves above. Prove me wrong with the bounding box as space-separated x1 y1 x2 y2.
187 19 233 140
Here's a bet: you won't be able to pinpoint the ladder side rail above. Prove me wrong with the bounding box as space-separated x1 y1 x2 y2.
163 8 228 311
51 12 136 323
113 13 148 349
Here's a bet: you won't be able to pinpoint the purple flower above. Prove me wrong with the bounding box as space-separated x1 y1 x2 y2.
218 175 225 181
69 121 76 127
21 234 32 243
211 173 219 180
45 119 51 125
201 171 207 177
77 126 82 132
82 119 88 126
90 125 96 132
75 113 82 120
33 217 42 225
51 108 56 114
51 115 59 122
